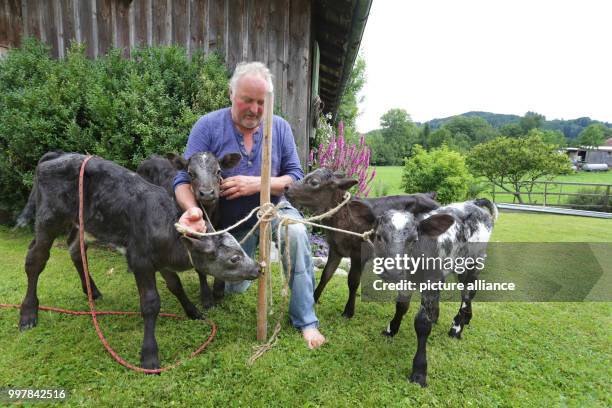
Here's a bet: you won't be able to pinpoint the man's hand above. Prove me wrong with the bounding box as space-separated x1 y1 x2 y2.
178 207 206 233
221 176 261 200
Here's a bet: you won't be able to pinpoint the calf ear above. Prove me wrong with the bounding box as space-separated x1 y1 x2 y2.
220 153 241 169
405 195 440 214
426 191 437 200
348 200 375 224
334 178 358 191
418 214 454 238
167 153 188 171
180 235 216 254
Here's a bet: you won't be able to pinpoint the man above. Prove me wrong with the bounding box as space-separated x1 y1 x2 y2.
173 62 325 349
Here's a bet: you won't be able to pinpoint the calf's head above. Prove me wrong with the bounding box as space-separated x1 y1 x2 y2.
372 210 455 282
180 232 260 282
285 168 358 212
169 152 241 206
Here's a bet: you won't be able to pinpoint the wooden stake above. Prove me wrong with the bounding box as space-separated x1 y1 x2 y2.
257 90 274 341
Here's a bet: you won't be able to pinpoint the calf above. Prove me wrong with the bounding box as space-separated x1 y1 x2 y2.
137 152 240 307
370 198 497 386
18 152 259 370
284 168 440 318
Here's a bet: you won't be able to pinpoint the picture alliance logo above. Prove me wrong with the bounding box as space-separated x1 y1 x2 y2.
372 254 487 275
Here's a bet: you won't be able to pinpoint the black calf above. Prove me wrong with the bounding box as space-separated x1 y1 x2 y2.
18 152 259 370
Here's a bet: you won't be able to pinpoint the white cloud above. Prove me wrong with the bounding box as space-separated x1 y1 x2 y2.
356 0 612 133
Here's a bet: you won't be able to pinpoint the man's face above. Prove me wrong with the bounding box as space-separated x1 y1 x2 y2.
230 74 268 130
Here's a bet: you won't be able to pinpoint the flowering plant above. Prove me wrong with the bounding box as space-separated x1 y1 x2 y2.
309 122 376 197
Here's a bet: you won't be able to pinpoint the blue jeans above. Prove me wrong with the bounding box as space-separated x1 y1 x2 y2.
225 201 319 330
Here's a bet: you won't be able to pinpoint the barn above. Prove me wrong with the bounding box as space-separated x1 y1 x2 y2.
0 0 372 165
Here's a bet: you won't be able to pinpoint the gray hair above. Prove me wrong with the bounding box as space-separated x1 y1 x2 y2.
229 62 274 95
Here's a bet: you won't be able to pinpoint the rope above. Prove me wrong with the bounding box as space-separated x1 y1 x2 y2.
174 191 375 364
77 156 216 373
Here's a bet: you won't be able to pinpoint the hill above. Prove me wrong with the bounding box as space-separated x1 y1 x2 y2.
422 111 612 139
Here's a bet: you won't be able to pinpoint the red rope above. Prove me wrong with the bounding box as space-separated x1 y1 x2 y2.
1 155 217 374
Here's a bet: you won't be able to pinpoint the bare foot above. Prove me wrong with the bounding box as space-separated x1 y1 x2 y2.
302 327 326 349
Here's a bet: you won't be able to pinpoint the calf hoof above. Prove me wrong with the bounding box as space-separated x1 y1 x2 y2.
409 372 427 387
341 310 354 319
92 289 103 300
202 300 216 310
381 324 397 337
381 329 395 337
19 316 38 331
141 357 161 373
448 324 463 339
186 308 204 320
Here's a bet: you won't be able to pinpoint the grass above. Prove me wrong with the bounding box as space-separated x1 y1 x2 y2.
371 166 612 206
0 213 611 407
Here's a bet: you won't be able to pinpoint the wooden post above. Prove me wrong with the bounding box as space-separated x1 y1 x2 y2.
257 90 274 341
543 182 548 207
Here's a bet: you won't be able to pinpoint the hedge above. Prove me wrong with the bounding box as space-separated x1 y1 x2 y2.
0 38 231 221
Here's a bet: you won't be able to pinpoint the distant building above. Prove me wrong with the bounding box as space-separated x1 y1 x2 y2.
564 146 612 166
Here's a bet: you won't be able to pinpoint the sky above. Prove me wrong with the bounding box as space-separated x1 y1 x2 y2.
356 0 612 133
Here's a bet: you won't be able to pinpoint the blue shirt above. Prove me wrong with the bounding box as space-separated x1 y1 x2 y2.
173 107 304 229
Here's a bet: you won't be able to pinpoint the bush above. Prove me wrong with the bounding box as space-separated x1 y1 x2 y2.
567 187 611 213
401 145 474 204
0 38 230 219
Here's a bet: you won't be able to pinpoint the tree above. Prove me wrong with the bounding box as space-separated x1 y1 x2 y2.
467 135 571 204
577 124 606 147
534 129 567 148
425 116 497 151
402 145 475 204
520 111 545 133
379 108 419 164
336 54 366 144
500 123 524 138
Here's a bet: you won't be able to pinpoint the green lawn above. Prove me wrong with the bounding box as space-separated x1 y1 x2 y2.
0 213 610 407
371 166 612 206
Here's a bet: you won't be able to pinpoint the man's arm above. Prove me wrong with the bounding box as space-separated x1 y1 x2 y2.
220 174 294 200
175 183 206 232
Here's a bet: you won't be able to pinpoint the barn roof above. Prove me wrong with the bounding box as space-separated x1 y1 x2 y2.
313 0 372 118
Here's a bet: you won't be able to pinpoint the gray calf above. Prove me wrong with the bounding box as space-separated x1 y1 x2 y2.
370 198 497 386
284 167 440 318
137 151 240 307
18 152 259 370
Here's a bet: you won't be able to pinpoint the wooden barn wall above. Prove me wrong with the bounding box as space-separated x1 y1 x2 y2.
0 0 312 166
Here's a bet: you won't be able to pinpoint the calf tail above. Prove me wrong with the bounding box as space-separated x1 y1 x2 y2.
14 184 37 229
14 151 64 229
473 198 498 222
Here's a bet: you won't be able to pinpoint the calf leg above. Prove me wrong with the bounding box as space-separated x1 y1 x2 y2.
341 254 363 318
313 246 342 303
197 272 215 309
382 296 412 337
19 231 56 330
133 267 161 371
212 278 225 303
448 268 478 339
409 290 440 387
160 270 202 320
66 227 102 300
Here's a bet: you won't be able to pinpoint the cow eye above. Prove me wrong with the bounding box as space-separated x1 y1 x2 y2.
217 169 222 176
188 171 194 178
230 255 241 264
309 179 319 187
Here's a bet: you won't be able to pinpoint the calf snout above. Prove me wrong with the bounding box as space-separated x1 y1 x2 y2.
197 189 216 202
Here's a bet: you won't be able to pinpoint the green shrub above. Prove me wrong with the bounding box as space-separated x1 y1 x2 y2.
0 38 230 219
567 187 611 213
401 145 474 204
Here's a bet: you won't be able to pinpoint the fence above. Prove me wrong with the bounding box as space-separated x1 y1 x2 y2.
491 181 611 212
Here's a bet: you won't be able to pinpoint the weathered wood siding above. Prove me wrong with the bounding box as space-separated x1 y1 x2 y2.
0 0 312 165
